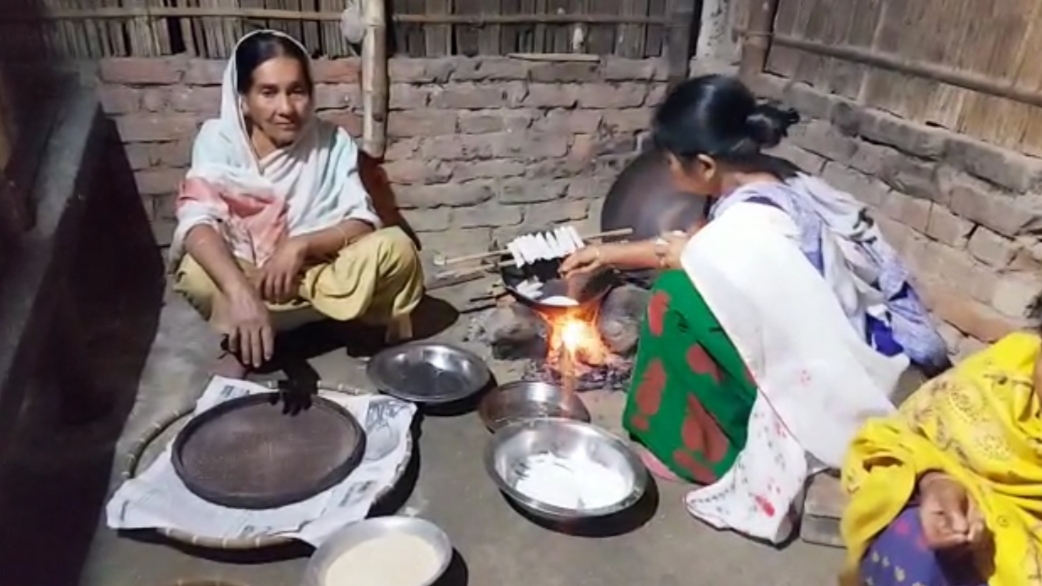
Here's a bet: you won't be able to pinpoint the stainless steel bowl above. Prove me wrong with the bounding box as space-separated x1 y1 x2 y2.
302 516 453 586
478 381 591 432
484 418 648 521
367 342 491 404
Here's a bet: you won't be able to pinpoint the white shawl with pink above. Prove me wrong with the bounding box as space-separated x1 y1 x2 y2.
169 30 379 269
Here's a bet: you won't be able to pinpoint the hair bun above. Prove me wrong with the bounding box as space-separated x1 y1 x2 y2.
744 102 800 148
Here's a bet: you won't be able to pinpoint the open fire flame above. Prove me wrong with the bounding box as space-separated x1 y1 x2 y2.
546 311 608 367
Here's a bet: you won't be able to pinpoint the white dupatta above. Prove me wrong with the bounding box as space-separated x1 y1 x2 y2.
169 30 379 268
679 202 907 543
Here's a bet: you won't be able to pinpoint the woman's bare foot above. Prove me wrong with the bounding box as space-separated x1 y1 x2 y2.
212 351 250 379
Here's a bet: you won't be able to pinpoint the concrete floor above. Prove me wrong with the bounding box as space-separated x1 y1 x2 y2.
5 279 845 586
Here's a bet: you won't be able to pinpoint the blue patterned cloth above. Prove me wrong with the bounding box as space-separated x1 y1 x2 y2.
710 175 949 374
860 507 985 586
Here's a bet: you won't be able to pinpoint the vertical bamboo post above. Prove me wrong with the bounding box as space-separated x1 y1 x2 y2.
738 0 780 82
361 0 388 158
664 0 697 88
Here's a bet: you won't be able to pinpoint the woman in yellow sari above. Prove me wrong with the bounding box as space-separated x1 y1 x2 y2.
841 330 1042 586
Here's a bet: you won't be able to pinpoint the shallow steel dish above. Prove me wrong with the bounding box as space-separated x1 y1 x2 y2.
484 418 647 521
367 342 491 405
302 516 453 586
478 381 591 432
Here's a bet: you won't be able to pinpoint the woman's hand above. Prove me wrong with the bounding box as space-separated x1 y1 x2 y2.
258 238 308 303
917 472 986 552
658 231 688 269
560 245 605 279
214 284 275 369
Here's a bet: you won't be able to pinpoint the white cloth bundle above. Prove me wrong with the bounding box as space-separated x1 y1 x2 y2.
509 226 585 267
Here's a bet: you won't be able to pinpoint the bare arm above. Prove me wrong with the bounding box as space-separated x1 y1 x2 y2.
294 218 375 261
183 224 254 296
597 220 704 270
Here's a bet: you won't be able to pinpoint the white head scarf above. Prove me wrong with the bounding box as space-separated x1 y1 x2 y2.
170 29 379 267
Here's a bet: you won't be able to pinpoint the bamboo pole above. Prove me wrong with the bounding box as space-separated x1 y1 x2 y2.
738 0 780 81
7 7 672 24
360 0 387 158
733 29 1042 111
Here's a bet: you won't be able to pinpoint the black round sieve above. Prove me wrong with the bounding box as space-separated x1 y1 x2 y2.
171 393 366 510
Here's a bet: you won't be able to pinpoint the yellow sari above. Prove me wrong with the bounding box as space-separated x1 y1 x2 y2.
841 332 1042 586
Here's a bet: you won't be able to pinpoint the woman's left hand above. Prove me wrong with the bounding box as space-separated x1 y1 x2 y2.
259 238 308 303
658 231 688 269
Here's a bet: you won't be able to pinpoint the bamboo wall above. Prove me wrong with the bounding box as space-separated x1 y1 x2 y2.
763 0 1042 156
2 0 681 60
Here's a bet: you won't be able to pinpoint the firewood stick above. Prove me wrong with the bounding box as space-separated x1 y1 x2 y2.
433 227 635 267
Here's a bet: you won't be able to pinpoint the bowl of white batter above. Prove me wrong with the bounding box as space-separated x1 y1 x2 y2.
303 516 452 586
484 418 648 521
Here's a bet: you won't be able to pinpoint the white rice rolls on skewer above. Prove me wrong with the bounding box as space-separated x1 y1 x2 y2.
566 226 584 250
546 230 563 258
508 241 523 268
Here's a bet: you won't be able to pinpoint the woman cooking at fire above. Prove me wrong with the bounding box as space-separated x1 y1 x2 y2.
170 30 424 377
560 74 949 543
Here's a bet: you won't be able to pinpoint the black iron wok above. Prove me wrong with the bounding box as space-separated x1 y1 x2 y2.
498 244 615 319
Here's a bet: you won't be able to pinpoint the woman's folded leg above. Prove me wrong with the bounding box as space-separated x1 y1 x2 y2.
300 226 424 325
622 270 758 484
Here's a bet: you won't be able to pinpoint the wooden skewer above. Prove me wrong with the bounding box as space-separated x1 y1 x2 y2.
432 235 633 281
433 227 635 267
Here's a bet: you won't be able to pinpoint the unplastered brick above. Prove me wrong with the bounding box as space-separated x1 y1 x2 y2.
967 226 1017 268
945 135 1042 193
925 205 973 248
100 57 185 84
497 179 568 204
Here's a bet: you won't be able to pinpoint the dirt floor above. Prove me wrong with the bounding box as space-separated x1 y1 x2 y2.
0 279 845 586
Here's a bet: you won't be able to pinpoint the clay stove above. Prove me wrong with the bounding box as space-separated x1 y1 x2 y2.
467 284 649 392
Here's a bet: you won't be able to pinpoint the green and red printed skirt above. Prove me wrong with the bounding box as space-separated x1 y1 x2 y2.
623 270 758 483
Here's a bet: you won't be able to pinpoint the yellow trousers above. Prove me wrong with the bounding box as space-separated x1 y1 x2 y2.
174 226 425 332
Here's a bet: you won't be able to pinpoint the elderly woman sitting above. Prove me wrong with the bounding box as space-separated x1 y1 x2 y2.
842 326 1042 586
170 30 424 376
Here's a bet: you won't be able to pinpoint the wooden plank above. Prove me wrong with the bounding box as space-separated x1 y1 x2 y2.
455 0 482 55
971 3 1035 149
794 0 831 87
479 0 502 54
318 0 344 56
500 0 522 53
1011 3 1042 155
958 2 1033 146
919 0 973 128
888 0 944 121
544 0 569 53
615 0 648 58
102 0 127 55
301 0 320 53
830 0 882 99
860 0 914 114
765 0 808 79
664 0 694 84
404 0 426 56
951 1 1016 136
426 0 453 56
586 0 616 54
532 0 548 51
642 0 665 57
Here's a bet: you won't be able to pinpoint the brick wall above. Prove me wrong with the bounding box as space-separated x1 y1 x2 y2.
96 55 667 261
749 74 1042 356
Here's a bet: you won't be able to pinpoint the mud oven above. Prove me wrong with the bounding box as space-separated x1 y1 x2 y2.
467 282 649 392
